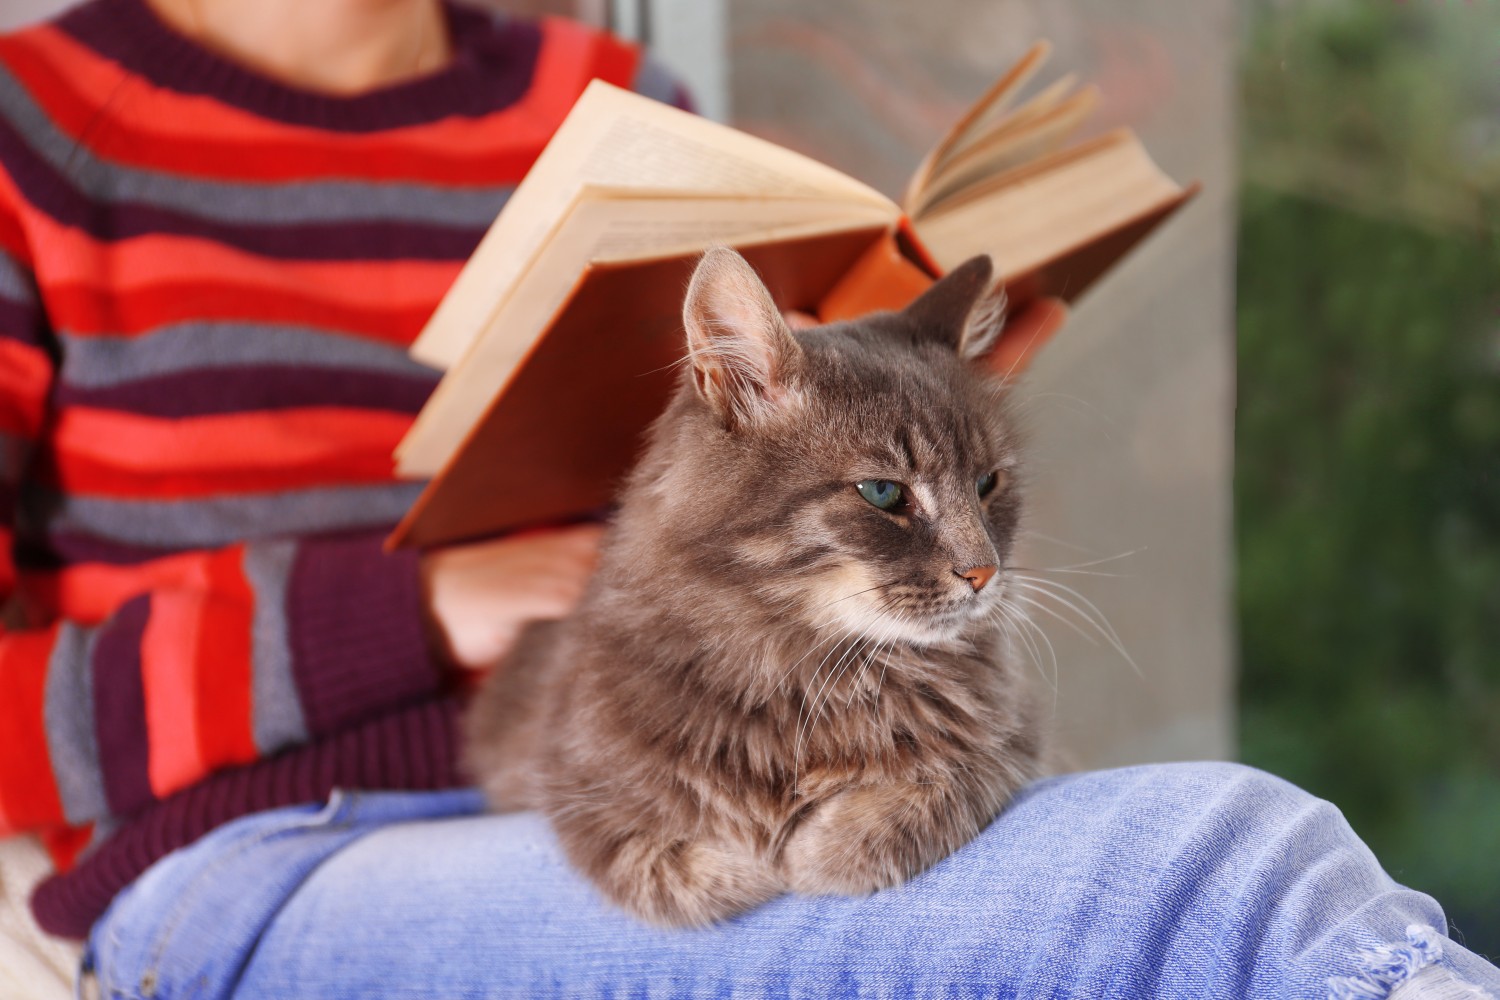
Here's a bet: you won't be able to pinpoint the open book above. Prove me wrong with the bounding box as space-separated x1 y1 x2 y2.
389 42 1195 549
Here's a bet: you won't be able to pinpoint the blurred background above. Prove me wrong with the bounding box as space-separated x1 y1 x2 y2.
1237 0 1500 959
2 0 1496 959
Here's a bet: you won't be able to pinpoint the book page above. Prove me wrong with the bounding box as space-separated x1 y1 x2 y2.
901 40 1051 214
940 73 1079 169
912 86 1099 218
913 132 1183 278
410 81 895 370
395 193 894 476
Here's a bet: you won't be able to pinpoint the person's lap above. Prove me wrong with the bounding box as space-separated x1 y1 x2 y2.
86 762 1500 999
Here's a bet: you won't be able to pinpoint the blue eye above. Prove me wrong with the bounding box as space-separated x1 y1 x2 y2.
856 479 906 511
977 471 1000 497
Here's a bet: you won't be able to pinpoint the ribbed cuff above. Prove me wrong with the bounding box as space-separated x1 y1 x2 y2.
286 532 443 736
30 696 464 939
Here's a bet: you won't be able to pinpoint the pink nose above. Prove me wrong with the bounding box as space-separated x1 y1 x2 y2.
957 565 997 593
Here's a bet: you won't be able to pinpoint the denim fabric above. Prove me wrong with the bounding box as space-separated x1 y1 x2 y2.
86 763 1500 999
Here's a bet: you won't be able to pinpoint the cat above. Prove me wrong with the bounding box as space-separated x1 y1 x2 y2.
464 246 1046 927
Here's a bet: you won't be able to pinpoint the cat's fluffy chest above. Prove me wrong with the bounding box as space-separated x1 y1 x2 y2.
563 618 1017 834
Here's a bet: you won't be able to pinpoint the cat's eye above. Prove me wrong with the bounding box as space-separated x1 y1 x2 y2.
977 470 1004 497
856 479 906 511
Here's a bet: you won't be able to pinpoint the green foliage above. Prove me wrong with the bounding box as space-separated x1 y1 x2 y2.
1238 187 1500 957
1238 0 1500 959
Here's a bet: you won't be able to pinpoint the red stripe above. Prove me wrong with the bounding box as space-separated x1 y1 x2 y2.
196 549 256 773
139 586 206 798
30 225 461 301
0 338 51 438
41 821 94 873
47 280 437 341
0 624 66 834
585 24 643 91
0 185 29 265
1 27 579 182
47 406 410 499
24 550 219 627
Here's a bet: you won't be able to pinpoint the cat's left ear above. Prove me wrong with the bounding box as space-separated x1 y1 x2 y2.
902 255 1008 362
683 247 803 427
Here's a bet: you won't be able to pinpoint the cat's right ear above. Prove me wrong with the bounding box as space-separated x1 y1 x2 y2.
683 247 803 428
902 255 1008 363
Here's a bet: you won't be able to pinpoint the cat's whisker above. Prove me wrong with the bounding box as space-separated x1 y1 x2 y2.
1037 547 1146 572
792 621 874 793
991 598 1055 697
1005 564 1132 580
809 583 890 618
1008 591 1099 651
872 612 912 709
992 599 1060 717
1018 529 1105 557
796 626 872 759
773 619 859 693
1008 575 1141 677
845 612 906 709
1009 574 1130 651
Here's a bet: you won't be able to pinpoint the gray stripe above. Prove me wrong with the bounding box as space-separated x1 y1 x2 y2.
43 623 110 826
242 540 308 755
33 481 426 549
0 247 31 302
58 323 441 389
0 66 513 226
632 57 683 106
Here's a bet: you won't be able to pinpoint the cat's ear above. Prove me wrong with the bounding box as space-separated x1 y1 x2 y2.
902 254 1008 362
683 247 803 426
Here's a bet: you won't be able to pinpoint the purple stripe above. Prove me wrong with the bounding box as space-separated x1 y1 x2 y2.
0 296 47 348
13 529 223 568
287 532 439 736
58 0 542 133
53 365 437 418
0 116 485 260
90 594 153 817
0 480 15 523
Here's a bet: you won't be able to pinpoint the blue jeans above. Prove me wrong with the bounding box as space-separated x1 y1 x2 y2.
85 762 1499 999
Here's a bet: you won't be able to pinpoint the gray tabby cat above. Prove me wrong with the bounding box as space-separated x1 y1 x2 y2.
465 247 1045 927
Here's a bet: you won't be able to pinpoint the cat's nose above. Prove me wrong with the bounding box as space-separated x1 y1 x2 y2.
956 564 997 593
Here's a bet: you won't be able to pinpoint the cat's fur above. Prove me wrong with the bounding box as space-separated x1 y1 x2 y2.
464 248 1045 927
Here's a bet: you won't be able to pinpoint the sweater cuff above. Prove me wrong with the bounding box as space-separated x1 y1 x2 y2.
285 532 443 735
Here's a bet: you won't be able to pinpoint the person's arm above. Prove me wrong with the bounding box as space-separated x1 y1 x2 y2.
0 227 442 839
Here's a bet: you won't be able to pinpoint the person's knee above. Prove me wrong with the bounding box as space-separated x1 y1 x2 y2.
1122 760 1315 809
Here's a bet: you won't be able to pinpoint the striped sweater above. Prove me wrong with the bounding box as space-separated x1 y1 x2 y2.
0 0 687 937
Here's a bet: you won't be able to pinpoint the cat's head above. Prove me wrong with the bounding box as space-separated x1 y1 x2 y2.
641 246 1024 648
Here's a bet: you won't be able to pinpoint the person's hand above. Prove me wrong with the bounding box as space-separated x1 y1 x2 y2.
419 523 606 670
984 297 1068 379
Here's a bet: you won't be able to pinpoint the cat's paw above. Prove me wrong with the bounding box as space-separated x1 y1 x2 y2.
595 836 780 928
782 785 966 897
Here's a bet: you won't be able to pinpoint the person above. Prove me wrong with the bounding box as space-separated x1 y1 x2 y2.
0 1 1494 997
